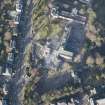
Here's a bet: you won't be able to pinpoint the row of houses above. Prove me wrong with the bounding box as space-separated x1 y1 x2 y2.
0 0 23 105
2 0 23 77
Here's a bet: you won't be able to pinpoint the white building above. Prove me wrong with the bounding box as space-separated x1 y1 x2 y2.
16 1 22 13
96 98 105 105
0 100 2 105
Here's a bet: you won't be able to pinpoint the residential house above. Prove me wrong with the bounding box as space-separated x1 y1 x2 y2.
16 0 23 13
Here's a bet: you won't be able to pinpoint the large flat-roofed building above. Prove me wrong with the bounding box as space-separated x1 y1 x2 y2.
57 22 85 62
51 0 87 24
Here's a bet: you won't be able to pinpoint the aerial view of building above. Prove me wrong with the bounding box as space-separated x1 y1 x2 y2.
0 0 105 105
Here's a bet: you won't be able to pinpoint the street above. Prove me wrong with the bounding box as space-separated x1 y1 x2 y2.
7 0 34 105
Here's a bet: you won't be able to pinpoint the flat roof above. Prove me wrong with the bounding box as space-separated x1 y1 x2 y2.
58 10 86 23
96 98 105 105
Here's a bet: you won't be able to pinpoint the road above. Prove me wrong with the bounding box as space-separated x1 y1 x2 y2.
8 0 34 105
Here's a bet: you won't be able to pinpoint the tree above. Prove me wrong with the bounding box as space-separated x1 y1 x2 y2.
95 53 104 66
86 56 95 67
4 32 12 41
